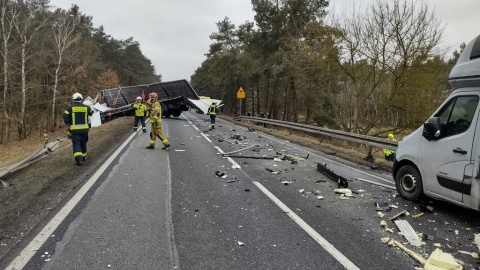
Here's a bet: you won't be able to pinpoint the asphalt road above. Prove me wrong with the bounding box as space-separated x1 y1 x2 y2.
4 111 480 270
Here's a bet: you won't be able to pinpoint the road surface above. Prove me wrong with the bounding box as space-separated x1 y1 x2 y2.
3 111 480 270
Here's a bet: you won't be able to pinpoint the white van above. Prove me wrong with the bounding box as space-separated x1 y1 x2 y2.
393 34 480 210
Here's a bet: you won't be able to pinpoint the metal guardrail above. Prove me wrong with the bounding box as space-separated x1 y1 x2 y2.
0 139 63 180
235 116 398 151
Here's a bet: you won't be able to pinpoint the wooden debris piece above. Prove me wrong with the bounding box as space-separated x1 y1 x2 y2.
388 210 407 222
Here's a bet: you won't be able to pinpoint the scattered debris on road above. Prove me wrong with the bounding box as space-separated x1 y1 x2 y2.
317 163 349 188
394 220 422 247
388 210 407 222
375 202 392 212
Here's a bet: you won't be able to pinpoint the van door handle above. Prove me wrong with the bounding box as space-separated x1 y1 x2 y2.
453 148 467 154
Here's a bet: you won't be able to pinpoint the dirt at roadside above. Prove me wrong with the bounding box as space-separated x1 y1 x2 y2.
0 116 134 260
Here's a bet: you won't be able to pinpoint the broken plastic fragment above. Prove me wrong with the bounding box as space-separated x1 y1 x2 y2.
298 189 305 193
281 181 291 185
394 220 422 247
380 220 388 227
334 188 352 194
412 212 424 218
377 212 385 218
238 241 245 246
385 228 394 233
317 196 324 200
381 237 390 243
458 250 479 258
424 248 462 270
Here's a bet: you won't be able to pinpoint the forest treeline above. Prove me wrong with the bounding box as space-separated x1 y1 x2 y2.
190 0 465 137
0 0 159 144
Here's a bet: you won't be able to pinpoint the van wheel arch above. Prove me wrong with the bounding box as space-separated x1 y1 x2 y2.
395 164 424 200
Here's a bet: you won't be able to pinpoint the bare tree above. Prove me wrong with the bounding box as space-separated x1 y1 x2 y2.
49 9 80 130
13 0 48 138
331 0 444 134
0 0 19 143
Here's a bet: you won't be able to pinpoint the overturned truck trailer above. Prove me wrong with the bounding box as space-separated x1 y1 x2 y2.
99 79 201 119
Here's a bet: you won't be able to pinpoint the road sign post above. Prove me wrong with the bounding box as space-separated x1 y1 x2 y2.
237 87 246 116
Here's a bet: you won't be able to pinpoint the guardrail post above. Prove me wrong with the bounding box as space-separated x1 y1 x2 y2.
365 146 374 162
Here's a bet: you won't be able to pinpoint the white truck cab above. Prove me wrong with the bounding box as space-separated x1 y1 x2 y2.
393 34 480 210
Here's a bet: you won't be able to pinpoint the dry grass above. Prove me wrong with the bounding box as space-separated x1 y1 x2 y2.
0 129 67 168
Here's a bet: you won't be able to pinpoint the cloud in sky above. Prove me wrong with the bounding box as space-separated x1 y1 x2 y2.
49 0 479 82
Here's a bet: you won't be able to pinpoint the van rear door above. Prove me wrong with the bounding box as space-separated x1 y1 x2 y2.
417 95 479 202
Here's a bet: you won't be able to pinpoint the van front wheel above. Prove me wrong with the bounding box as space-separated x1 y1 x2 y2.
395 165 423 200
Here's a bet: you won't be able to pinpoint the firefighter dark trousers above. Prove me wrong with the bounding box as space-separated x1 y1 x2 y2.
71 130 89 163
210 115 216 129
149 122 170 147
134 116 146 132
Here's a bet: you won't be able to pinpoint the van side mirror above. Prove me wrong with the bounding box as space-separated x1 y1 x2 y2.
423 117 441 141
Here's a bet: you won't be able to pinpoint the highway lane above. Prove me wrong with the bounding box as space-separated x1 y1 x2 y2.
4 111 480 270
168 116 349 269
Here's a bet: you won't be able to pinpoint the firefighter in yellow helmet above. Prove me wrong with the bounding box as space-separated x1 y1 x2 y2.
63 92 93 166
132 96 147 132
383 133 396 162
146 92 170 150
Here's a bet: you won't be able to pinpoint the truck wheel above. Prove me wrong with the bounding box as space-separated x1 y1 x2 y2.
172 110 181 117
395 165 423 200
163 111 171 118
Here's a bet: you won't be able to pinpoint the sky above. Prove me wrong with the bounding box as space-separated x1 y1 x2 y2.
49 0 480 82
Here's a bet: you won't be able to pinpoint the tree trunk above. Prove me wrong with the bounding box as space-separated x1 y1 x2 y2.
2 26 8 143
290 75 298 123
51 56 62 131
19 42 26 139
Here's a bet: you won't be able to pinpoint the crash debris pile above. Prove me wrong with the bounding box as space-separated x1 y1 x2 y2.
210 127 479 269
375 201 477 269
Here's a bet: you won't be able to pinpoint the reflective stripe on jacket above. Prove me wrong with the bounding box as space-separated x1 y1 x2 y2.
383 138 396 156
63 103 93 130
208 104 217 115
149 101 162 123
133 103 147 116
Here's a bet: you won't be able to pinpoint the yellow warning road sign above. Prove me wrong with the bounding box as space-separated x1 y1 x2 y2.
237 87 246 99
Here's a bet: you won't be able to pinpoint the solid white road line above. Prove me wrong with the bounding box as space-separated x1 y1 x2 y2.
186 115 357 268
201 133 212 143
214 146 241 169
6 131 138 270
253 181 360 270
183 115 241 169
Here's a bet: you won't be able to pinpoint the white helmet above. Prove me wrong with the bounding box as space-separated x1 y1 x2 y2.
72 93 83 100
136 96 142 100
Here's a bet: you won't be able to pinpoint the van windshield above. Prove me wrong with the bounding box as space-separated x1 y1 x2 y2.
435 95 479 137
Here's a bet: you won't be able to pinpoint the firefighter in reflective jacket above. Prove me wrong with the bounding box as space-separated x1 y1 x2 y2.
132 96 147 132
146 92 170 150
207 102 218 129
63 93 93 166
383 133 396 162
